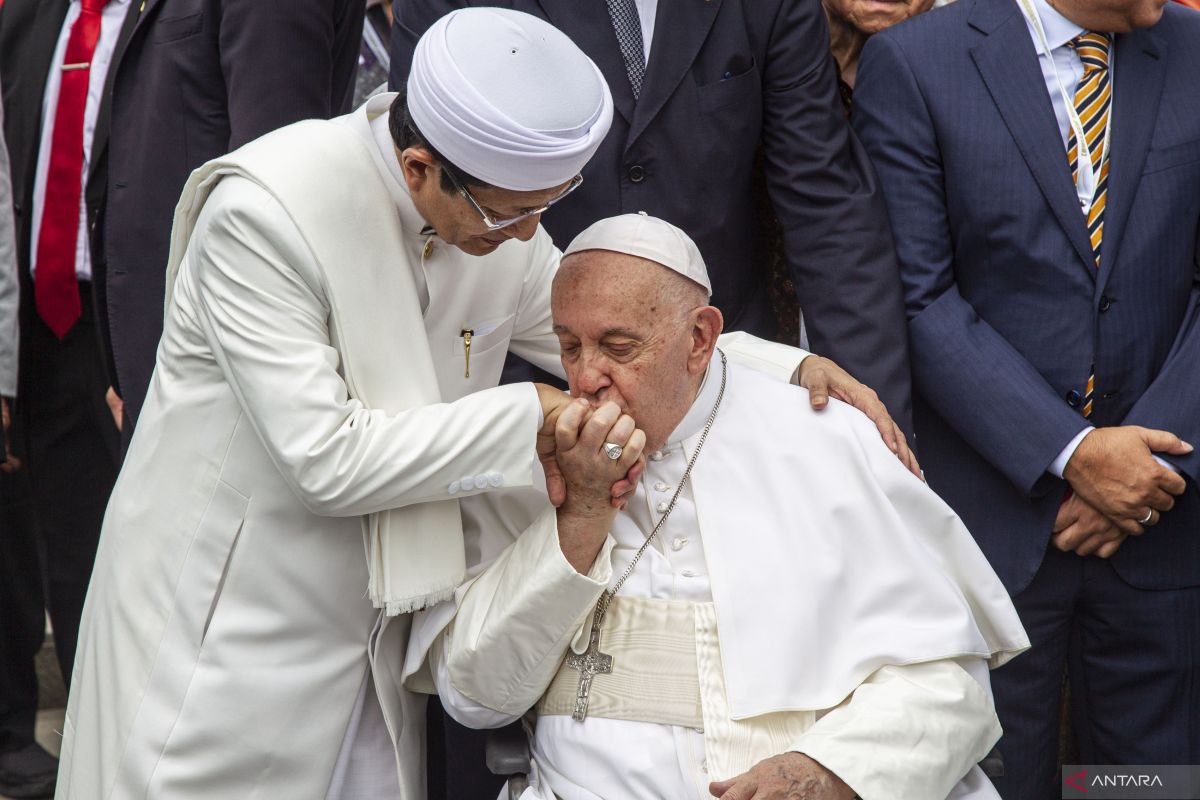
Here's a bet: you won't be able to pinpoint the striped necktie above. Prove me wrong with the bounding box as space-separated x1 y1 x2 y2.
1066 32 1111 418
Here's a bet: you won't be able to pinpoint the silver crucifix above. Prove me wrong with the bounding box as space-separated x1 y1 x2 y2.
564 611 613 721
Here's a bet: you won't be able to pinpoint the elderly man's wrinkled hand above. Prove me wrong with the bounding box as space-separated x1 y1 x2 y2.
797 355 920 480
709 752 856 800
555 399 645 518
1052 492 1129 559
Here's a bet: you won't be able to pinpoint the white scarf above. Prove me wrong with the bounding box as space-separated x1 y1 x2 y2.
164 109 465 615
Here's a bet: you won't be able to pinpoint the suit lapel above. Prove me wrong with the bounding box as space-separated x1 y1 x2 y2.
132 0 162 36
88 0 141 186
968 0 1096 276
535 0 636 127
626 0 722 147
1094 27 1163 295
23 0 72 124
4 0 69 207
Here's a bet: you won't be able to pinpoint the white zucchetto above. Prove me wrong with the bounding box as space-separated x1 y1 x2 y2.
407 8 614 192
564 213 713 296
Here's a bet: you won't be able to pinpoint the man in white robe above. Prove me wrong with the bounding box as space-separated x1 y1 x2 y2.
406 215 1031 800
55 10 913 800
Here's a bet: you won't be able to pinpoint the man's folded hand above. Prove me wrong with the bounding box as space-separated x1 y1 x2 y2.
1063 426 1191 534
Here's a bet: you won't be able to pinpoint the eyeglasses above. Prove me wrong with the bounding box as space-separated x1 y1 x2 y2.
441 164 583 231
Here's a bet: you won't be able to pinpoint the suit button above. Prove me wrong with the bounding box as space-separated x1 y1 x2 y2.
448 480 461 495
473 474 489 490
488 472 504 488
1099 295 1112 312
1066 390 1082 408
627 164 645 183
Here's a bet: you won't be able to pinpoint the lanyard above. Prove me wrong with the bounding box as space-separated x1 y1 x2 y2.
1016 0 1114 212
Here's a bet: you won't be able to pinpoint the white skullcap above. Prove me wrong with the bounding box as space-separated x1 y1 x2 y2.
563 213 712 296
407 8 613 191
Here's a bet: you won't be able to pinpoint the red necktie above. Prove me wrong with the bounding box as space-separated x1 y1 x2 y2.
34 0 108 339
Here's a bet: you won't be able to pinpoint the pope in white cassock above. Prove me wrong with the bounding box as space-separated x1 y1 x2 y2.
54 9 914 800
404 215 1032 800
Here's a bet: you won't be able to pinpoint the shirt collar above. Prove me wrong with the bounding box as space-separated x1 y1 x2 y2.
665 351 724 448
1024 0 1085 55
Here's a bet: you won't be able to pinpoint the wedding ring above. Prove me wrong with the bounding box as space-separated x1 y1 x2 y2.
603 442 623 460
1138 509 1154 525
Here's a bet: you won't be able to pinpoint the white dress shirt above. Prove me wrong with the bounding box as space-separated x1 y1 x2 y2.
30 0 131 282
633 0 657 63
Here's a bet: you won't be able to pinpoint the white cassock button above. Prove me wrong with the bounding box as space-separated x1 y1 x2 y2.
700 759 708 773
473 474 489 490
649 451 664 462
671 537 688 551
680 568 696 578
448 480 461 495
653 481 670 492
488 472 504 487
656 501 670 513
694 727 704 734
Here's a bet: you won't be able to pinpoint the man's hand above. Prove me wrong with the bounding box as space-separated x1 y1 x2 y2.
1 396 21 474
797 355 920 479
536 385 644 509
536 384 575 506
710 752 856 800
105 386 124 433
555 400 645 516
1052 493 1129 558
1062 426 1191 534
553 399 646 573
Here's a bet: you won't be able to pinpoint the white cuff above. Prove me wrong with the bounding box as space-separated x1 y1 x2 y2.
1048 426 1093 479
1153 455 1181 474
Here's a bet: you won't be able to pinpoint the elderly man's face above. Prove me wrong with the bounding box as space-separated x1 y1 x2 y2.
551 251 715 452
823 0 935 35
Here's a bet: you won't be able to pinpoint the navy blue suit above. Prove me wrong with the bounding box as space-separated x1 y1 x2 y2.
854 0 1200 794
390 0 913 436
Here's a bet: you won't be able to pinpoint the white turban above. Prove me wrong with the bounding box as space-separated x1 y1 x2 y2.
407 8 614 192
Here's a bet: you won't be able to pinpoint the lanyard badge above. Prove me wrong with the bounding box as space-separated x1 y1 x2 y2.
1016 0 1113 213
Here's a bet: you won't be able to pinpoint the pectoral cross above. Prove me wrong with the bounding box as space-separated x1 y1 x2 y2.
565 612 613 721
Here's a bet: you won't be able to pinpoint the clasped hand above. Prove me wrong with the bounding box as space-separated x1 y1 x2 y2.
1057 425 1193 556
535 385 643 511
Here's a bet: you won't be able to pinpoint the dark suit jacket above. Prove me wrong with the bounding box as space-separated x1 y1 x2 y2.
0 0 137 403
390 0 914 435
854 0 1200 594
101 0 364 429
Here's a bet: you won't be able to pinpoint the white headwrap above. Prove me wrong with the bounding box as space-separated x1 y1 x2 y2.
407 8 614 191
